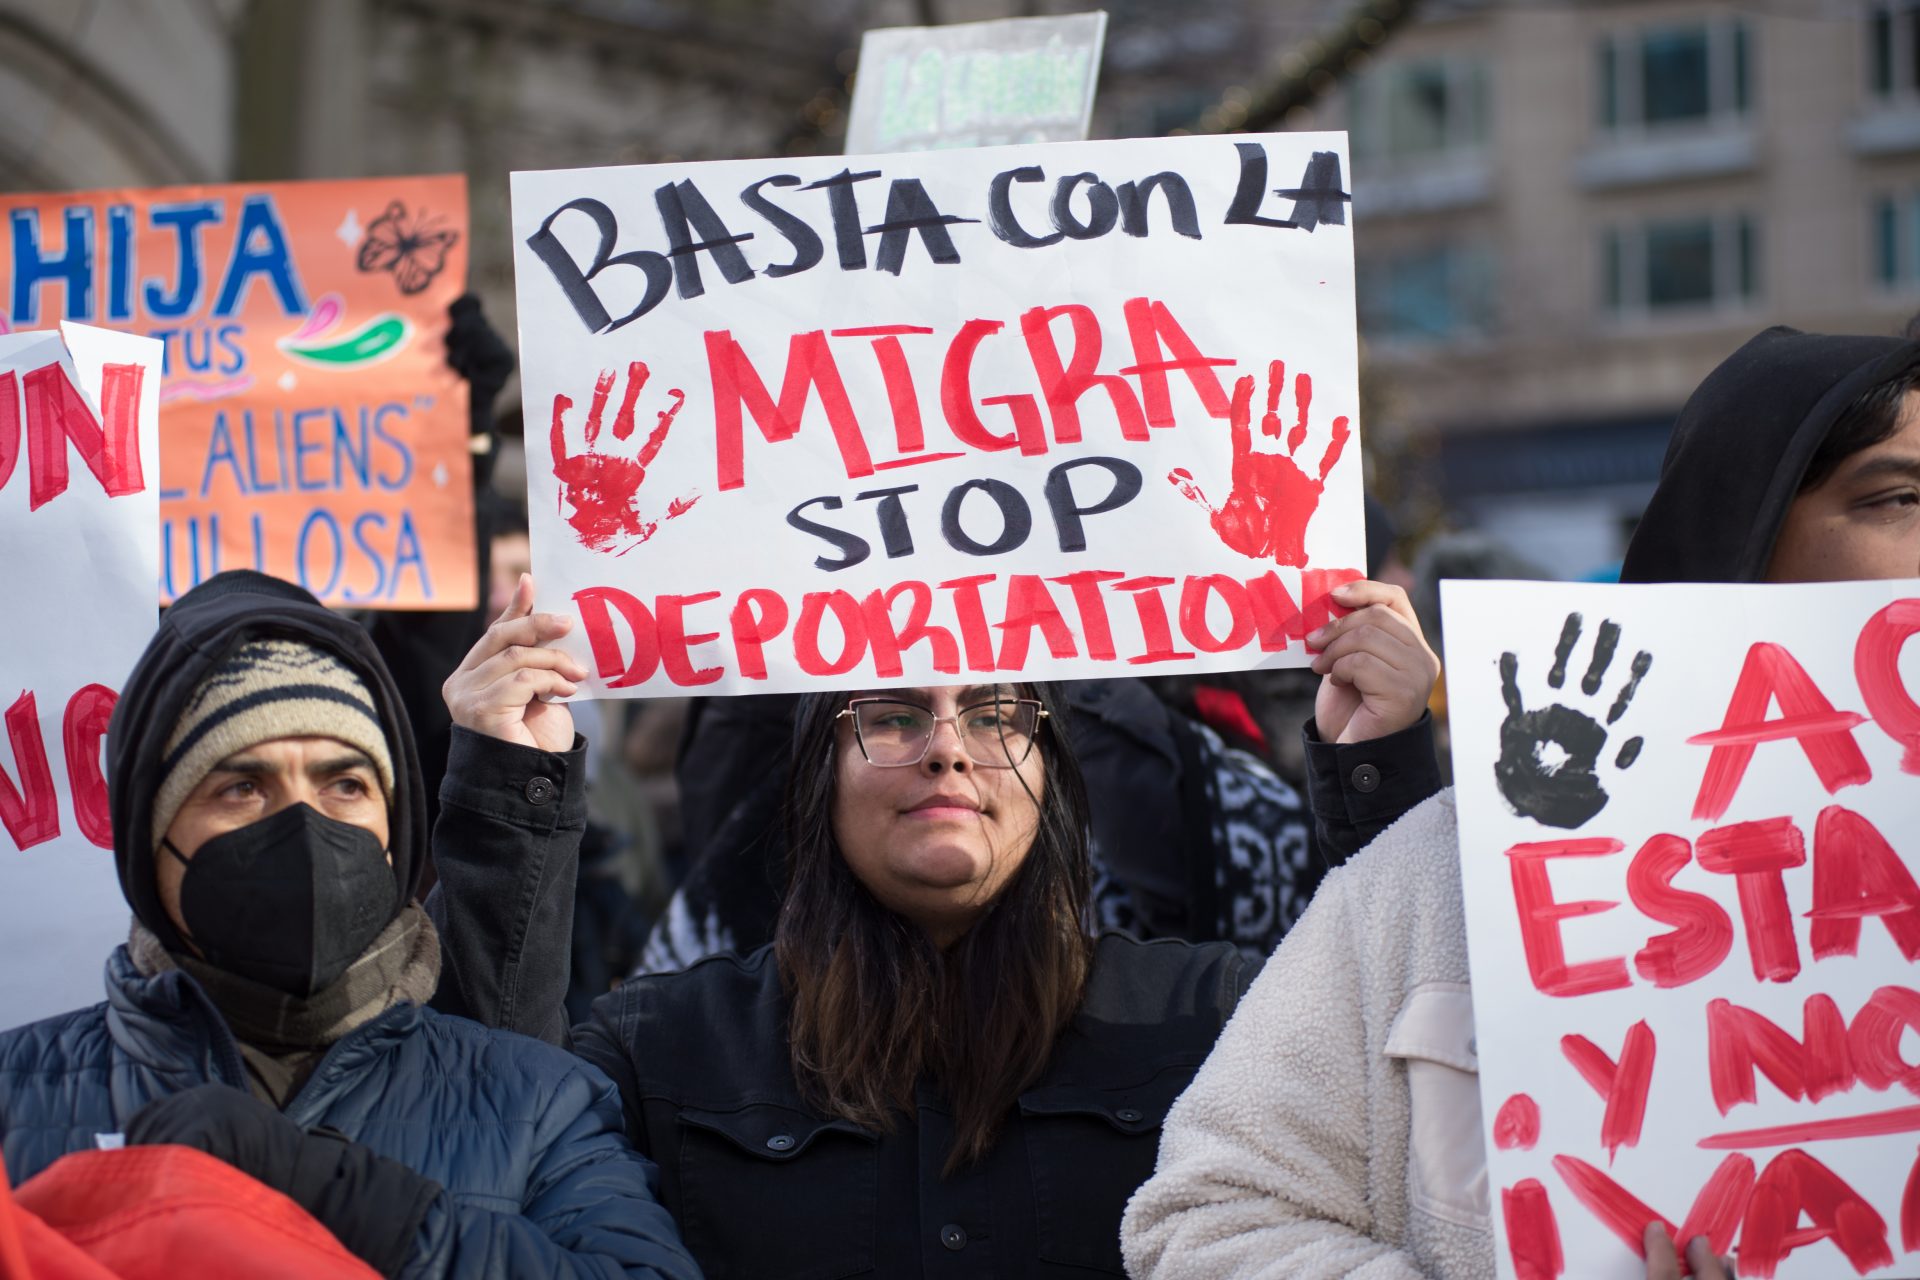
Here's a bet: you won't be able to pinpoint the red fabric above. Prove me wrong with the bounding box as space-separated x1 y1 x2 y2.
2 1146 377 1280
1191 685 1270 755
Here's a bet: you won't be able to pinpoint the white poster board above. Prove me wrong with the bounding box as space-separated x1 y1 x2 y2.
0 324 161 1030
512 133 1363 697
844 12 1108 154
1446 579 1920 1280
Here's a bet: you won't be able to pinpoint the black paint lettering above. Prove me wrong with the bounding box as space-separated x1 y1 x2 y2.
525 198 671 333
1273 151 1351 232
865 179 978 277
1050 173 1118 240
941 479 1032 557
855 484 919 558
788 495 870 571
655 180 757 300
1118 173 1202 240
740 175 823 279
1223 143 1297 229
801 169 883 271
1044 456 1142 552
988 166 1064 249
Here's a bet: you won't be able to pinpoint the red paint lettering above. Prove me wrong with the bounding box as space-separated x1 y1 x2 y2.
1553 1153 1755 1264
1904 1144 1920 1252
1739 1149 1892 1278
1178 574 1256 653
1114 576 1196 666
1689 642 1870 821
707 328 873 490
22 361 146 511
1627 833 1734 988
60 683 115 850
862 581 960 678
1299 567 1363 638
832 325 932 455
0 369 17 490
1810 805 1920 962
939 319 1044 455
1118 296 1234 428
1020 303 1148 446
1706 996 1856 1115
572 586 660 688
1696 817 1806 983
1855 598 1920 773
1561 1021 1656 1158
1244 572 1302 652
0 690 58 850
1502 1178 1564 1280
793 590 867 677
994 573 1077 670
1506 839 1632 997
1851 985 1920 1094
1049 570 1124 661
656 591 723 687
936 574 999 672
728 589 788 682
1494 1094 1542 1151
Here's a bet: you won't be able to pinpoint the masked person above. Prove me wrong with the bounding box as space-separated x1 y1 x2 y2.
0 570 701 1280
1120 327 1920 1280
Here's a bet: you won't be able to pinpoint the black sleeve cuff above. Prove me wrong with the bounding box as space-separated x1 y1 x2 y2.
438 726 588 833
1301 711 1443 862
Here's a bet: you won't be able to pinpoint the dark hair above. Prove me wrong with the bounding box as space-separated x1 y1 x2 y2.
1799 364 1920 492
774 682 1092 1174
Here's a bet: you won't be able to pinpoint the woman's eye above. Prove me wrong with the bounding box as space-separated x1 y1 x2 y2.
1861 489 1920 511
872 712 922 730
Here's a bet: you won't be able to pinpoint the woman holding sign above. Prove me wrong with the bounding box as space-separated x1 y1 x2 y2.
1122 327 1920 1280
426 565 1441 1278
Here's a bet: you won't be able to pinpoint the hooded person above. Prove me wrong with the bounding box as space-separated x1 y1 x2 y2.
0 570 702 1280
1121 327 1920 1280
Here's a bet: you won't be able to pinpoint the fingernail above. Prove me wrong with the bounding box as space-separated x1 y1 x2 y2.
1307 626 1328 644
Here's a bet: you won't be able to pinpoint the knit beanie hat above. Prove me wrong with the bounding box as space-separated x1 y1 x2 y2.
151 638 396 849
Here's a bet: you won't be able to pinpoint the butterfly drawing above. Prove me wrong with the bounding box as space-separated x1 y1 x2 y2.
356 201 460 296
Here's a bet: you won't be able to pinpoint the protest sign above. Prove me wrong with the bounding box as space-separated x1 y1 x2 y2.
1445 579 1920 1279
843 12 1107 153
510 132 1364 698
0 323 161 1030
0 175 474 610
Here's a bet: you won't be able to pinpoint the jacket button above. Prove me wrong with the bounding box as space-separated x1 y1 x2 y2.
765 1133 795 1152
940 1224 967 1251
1116 1107 1143 1123
1350 763 1381 793
525 776 556 805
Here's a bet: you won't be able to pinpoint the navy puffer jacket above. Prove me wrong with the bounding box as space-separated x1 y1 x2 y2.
0 947 703 1280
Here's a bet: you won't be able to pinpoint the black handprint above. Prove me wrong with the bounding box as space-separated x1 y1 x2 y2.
1495 613 1652 829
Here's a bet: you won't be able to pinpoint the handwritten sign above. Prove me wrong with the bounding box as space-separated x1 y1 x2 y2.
0 323 161 1030
843 12 1108 153
1446 579 1920 1280
511 133 1364 698
0 176 474 609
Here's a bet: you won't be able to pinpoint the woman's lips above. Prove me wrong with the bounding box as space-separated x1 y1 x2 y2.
905 796 981 819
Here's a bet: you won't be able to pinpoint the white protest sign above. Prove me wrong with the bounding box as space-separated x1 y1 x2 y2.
843 12 1107 153
512 133 1363 698
1445 579 1920 1280
0 323 161 1030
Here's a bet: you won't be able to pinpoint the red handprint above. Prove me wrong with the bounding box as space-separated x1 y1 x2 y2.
550 361 699 555
1167 360 1351 566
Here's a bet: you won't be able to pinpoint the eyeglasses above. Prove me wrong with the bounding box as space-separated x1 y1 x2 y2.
837 697 1048 768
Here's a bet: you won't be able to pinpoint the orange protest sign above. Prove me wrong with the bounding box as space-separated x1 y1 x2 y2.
0 174 475 609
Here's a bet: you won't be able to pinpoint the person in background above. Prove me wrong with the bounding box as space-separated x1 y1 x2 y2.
0 570 701 1280
1120 326 1919 1280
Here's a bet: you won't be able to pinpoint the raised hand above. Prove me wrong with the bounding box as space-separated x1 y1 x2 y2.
1496 611 1652 829
550 360 698 555
1168 359 1352 566
1308 579 1441 744
443 574 582 753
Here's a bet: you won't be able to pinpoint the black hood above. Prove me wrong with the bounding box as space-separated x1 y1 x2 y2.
107 570 427 952
1620 327 1920 583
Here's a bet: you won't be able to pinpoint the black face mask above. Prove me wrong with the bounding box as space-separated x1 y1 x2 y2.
162 802 398 998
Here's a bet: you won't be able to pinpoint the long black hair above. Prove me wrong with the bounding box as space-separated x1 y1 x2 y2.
773 682 1092 1173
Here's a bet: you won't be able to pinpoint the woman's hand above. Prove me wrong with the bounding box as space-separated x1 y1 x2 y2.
443 573 584 752
1307 579 1441 744
1644 1222 1735 1279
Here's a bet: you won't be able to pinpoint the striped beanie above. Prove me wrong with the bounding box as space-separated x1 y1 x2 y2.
151 638 396 848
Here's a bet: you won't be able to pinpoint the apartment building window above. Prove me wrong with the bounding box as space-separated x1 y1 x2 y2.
1871 192 1920 287
1349 58 1489 164
1603 215 1757 313
1870 3 1920 99
1359 244 1496 341
1597 20 1750 132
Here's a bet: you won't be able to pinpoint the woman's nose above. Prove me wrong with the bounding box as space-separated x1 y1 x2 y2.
922 716 971 773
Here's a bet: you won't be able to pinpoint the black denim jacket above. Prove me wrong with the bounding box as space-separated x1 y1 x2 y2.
579 937 1252 1279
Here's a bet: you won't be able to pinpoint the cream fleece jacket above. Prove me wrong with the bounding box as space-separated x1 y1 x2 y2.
1122 789 1495 1279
